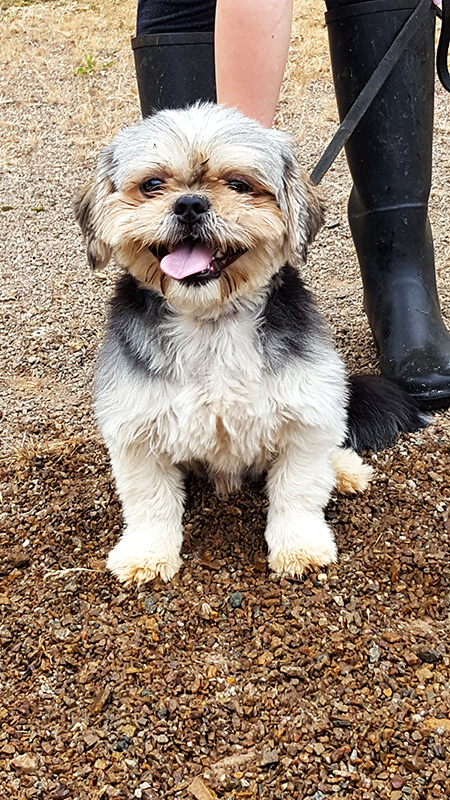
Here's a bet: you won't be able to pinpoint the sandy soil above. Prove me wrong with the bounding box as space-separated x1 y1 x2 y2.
0 1 449 798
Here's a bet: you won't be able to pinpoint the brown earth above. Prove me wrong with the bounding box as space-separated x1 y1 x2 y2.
0 1 449 799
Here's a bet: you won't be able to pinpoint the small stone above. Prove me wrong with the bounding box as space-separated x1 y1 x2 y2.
53 788 70 799
416 666 433 683
418 649 442 664
198 601 212 620
313 742 325 756
369 644 380 663
144 596 156 612
10 753 38 774
121 724 137 738
114 737 131 752
403 755 425 772
91 686 111 714
424 717 450 732
188 776 218 799
230 591 243 609
382 631 401 643
83 733 99 748
254 555 267 572
390 792 403 800
9 546 30 568
391 777 404 789
260 747 279 766
429 743 445 759
404 651 419 666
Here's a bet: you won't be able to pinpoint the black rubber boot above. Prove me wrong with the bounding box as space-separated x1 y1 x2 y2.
133 0 217 115
132 32 216 116
326 0 450 410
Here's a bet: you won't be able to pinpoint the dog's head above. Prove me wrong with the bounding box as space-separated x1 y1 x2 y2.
75 103 324 314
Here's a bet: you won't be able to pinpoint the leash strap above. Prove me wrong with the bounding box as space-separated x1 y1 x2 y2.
437 0 450 90
310 0 442 185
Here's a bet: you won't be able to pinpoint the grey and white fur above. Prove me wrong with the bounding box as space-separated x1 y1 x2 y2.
75 103 427 586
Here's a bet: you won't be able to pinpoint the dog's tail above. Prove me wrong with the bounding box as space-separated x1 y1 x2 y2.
345 375 430 454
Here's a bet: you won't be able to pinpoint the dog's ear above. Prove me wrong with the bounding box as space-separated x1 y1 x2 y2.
74 146 115 270
279 144 326 263
301 170 326 246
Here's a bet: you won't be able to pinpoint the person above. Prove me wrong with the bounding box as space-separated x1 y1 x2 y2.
132 0 450 410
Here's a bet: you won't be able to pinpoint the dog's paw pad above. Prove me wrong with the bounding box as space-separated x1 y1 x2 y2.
107 545 182 586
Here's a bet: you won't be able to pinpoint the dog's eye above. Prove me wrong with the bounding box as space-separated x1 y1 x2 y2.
227 179 253 194
140 178 165 196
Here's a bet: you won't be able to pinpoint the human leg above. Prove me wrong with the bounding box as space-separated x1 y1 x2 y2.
214 0 293 126
133 0 292 127
325 0 450 409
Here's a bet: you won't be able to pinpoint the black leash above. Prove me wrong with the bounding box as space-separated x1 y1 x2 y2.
310 0 450 186
437 0 450 90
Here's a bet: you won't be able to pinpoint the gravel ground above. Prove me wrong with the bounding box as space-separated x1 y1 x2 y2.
0 1 449 799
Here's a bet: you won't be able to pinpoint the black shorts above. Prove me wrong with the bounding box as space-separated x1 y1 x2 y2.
137 0 217 35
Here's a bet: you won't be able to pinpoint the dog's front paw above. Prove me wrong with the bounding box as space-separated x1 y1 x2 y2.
266 514 337 577
107 535 182 586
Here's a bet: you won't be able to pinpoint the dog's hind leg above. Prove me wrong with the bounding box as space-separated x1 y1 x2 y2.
331 447 373 495
105 439 185 585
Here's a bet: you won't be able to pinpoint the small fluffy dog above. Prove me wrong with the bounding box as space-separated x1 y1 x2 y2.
75 103 426 586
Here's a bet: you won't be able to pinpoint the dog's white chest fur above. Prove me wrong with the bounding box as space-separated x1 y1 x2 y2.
164 313 271 466
98 308 343 484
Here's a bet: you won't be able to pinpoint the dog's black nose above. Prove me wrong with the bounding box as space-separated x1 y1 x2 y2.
173 195 210 224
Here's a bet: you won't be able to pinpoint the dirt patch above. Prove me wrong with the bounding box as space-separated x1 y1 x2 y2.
0 1 449 798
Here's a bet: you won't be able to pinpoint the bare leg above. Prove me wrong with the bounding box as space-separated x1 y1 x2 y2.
215 0 293 126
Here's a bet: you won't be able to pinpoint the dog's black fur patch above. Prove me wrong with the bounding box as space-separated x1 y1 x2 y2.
107 273 173 378
345 374 429 454
259 265 326 371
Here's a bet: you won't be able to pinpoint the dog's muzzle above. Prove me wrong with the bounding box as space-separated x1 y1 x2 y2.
150 194 247 283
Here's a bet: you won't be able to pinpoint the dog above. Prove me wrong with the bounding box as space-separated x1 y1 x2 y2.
75 103 427 586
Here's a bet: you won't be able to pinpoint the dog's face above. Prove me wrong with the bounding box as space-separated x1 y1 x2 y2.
75 103 324 314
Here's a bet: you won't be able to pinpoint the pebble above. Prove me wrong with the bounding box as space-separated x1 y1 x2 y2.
260 747 279 766
114 737 131 752
418 648 442 663
230 591 243 608
369 644 380 663
10 753 37 774
144 596 156 613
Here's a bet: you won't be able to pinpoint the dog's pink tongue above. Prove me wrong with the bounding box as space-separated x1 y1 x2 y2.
160 242 214 280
